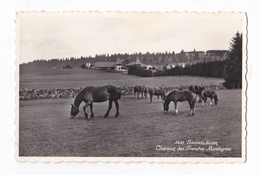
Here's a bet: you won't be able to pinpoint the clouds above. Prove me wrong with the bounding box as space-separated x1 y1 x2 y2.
17 12 244 63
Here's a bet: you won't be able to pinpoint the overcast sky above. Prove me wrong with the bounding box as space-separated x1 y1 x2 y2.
17 12 245 63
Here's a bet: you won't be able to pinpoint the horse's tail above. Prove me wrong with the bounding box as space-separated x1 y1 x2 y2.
116 88 122 99
201 90 205 100
109 86 121 100
193 93 198 103
118 91 121 99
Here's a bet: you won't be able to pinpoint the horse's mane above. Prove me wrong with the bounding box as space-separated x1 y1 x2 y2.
168 90 177 95
165 90 177 100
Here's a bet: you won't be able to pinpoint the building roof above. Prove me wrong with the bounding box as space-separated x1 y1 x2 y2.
94 62 116 68
115 58 130 65
94 59 130 68
126 58 147 67
206 50 229 53
185 51 205 54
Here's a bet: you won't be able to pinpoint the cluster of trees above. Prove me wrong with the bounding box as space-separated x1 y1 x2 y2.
21 51 197 68
128 60 225 78
24 48 229 69
128 66 153 77
128 32 243 89
223 32 242 89
175 61 225 78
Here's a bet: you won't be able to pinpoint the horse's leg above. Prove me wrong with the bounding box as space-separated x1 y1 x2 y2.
150 94 153 103
114 100 119 117
203 97 207 106
89 103 94 118
198 94 202 103
210 97 213 106
137 91 139 100
161 95 164 102
214 96 218 106
83 104 90 119
174 102 178 116
188 101 192 116
188 100 195 116
104 99 113 118
202 99 205 106
192 105 195 116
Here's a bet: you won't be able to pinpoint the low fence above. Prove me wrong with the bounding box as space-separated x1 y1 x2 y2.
19 84 226 100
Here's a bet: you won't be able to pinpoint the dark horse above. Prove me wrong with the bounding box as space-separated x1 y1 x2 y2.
70 85 121 119
148 87 166 103
201 90 218 106
134 85 147 99
188 85 205 103
163 91 197 116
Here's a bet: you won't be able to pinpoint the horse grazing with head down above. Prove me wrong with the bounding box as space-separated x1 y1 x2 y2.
201 90 218 106
148 87 166 103
188 85 205 102
134 85 147 99
70 85 121 119
163 91 197 116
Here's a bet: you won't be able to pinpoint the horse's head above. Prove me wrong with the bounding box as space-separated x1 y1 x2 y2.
161 91 166 102
70 104 79 119
163 102 169 114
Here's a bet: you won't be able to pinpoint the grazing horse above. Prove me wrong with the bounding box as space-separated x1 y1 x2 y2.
163 91 197 116
134 85 147 99
70 85 121 119
149 87 166 103
201 90 218 106
188 85 205 103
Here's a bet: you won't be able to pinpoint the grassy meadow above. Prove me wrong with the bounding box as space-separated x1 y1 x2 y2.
19 67 242 158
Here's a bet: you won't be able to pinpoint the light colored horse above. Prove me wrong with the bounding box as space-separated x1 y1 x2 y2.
148 87 166 103
201 90 218 106
134 85 147 99
163 91 197 116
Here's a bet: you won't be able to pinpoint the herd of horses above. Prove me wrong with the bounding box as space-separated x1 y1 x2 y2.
70 84 218 119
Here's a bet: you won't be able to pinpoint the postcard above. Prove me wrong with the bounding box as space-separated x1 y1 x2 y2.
16 12 247 162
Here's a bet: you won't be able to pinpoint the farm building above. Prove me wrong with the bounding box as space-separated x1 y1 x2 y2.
175 49 205 63
205 50 229 61
93 58 129 71
94 62 116 70
164 63 187 70
126 58 147 67
85 63 91 68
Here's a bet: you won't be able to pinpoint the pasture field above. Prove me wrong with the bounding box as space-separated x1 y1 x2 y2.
20 67 224 89
19 90 242 157
19 67 242 157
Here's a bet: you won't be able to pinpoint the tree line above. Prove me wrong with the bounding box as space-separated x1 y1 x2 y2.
128 60 225 78
128 32 243 89
21 51 177 68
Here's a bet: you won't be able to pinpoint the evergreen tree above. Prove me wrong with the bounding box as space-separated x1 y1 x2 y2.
223 32 242 89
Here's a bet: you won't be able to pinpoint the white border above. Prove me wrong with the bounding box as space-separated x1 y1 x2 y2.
15 11 247 163
1 0 259 174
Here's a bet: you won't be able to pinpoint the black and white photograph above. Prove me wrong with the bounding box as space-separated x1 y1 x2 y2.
16 12 246 162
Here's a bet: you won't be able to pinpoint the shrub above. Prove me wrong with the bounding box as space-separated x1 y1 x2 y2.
63 65 73 69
